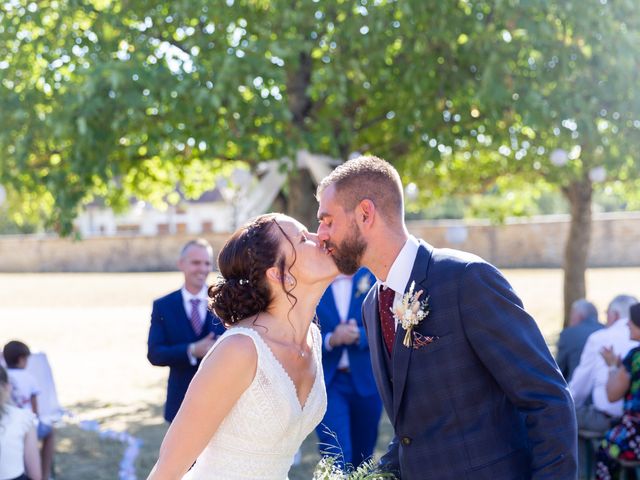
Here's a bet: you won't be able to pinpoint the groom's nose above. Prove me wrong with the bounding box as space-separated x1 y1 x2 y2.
316 223 329 243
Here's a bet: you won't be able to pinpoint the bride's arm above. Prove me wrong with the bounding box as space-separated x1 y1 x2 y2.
147 334 257 479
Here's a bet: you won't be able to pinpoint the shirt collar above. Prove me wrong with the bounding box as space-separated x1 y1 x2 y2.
333 273 354 283
181 285 208 302
381 235 420 294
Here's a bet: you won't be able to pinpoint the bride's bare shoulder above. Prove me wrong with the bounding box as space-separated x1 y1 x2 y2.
202 331 258 370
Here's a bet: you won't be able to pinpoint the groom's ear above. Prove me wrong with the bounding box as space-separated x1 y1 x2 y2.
357 199 375 229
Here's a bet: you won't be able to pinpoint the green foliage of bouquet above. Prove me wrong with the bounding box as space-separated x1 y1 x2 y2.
312 456 397 480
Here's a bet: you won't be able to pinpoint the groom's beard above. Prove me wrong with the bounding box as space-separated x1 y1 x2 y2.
327 221 366 275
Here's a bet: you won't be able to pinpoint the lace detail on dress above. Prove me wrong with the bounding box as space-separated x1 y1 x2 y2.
183 323 326 480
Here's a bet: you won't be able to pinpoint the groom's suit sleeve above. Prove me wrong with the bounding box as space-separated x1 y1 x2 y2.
459 261 578 479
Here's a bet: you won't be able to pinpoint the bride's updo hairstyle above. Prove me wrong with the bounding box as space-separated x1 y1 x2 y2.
209 213 296 326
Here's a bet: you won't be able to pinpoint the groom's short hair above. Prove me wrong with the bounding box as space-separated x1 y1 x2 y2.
317 155 404 224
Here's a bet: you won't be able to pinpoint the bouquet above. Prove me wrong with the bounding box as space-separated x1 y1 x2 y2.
312 456 397 480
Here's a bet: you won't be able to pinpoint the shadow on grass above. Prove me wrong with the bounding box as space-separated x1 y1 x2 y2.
56 421 125 480
52 398 167 480
55 398 393 479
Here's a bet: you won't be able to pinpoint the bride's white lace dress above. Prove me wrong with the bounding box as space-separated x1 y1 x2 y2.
183 324 327 479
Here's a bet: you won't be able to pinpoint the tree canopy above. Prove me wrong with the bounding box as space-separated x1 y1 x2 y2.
1 0 639 321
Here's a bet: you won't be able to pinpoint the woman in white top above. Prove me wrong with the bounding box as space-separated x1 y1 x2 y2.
0 365 41 480
148 213 339 479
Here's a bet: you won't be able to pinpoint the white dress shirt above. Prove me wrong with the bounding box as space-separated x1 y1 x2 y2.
569 317 639 417
324 275 354 369
181 285 209 323
378 235 420 331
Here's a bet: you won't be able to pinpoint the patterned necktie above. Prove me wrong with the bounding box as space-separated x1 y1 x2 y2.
190 298 203 336
378 286 396 354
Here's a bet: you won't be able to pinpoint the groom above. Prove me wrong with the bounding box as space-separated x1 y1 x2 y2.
316 156 577 479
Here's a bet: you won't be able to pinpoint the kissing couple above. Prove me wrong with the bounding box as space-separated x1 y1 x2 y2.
148 155 577 479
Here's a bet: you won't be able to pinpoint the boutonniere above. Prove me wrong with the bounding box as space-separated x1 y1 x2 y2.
355 275 372 297
393 281 430 347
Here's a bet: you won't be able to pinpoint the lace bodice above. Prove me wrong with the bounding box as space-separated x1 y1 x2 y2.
183 323 327 480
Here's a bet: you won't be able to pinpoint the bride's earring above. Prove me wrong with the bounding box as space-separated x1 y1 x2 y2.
286 275 295 286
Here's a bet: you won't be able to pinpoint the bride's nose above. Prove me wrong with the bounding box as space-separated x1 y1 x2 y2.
307 232 321 247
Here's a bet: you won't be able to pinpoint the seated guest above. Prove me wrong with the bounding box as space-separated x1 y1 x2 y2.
0 365 42 480
570 295 639 434
556 299 603 381
3 340 54 480
595 302 640 479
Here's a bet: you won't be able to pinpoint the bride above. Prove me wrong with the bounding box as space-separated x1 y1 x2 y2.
148 213 338 479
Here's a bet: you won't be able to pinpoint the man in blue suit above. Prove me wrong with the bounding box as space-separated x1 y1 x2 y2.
147 238 225 423
316 156 577 479
316 268 382 468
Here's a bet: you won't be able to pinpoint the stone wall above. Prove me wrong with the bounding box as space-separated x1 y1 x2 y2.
410 211 640 268
0 233 230 272
1 211 639 272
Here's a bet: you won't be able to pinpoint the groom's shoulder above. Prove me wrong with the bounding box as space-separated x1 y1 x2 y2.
427 243 486 268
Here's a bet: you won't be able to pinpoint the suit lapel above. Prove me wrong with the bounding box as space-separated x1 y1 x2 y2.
391 242 433 423
366 287 394 416
348 269 366 320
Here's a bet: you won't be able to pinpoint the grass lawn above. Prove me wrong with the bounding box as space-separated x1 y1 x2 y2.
1 268 639 479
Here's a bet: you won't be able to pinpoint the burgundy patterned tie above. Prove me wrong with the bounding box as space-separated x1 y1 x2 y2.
378 286 396 354
190 298 203 336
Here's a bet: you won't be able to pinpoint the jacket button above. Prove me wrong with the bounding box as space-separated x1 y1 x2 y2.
401 436 411 445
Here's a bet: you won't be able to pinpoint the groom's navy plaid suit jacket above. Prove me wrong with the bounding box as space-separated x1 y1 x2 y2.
362 241 577 479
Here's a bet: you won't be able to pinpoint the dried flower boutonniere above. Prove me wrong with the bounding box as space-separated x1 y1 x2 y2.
393 281 430 347
355 275 372 297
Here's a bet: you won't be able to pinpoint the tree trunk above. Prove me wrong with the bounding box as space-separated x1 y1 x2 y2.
562 177 593 327
287 167 320 229
284 51 317 228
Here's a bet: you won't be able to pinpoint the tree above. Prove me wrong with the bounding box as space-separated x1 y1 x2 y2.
1 0 639 326
0 0 433 229
411 0 640 325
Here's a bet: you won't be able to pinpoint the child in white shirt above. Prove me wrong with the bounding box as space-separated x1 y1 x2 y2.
3 340 54 480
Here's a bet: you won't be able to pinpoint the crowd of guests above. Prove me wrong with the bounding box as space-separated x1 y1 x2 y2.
556 294 640 479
